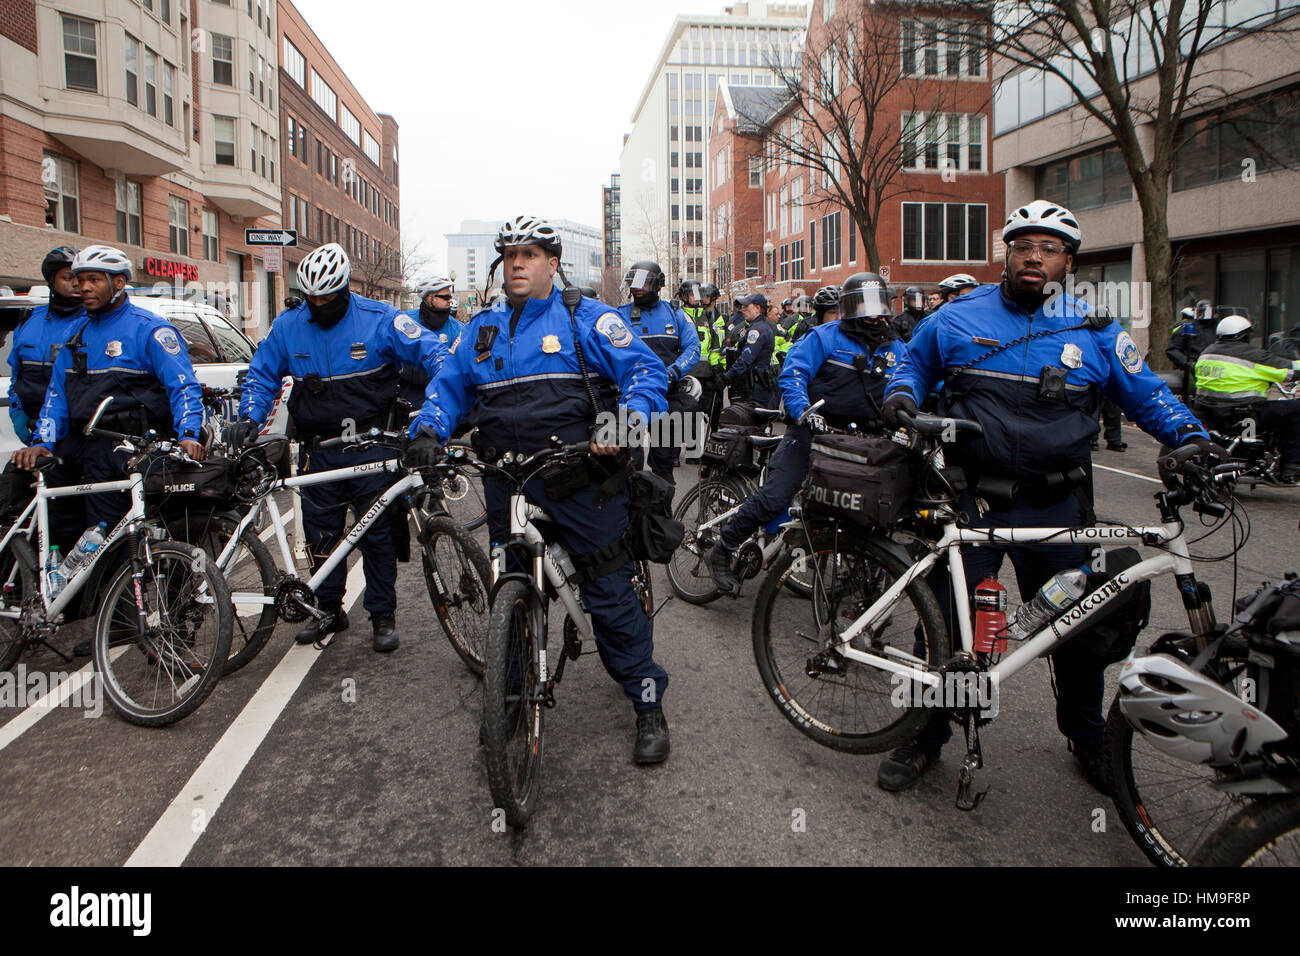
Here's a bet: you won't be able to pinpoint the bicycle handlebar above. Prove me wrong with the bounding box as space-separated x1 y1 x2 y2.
318 428 406 450
895 410 984 438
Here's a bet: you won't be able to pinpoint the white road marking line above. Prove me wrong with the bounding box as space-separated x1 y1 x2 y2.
0 647 128 752
1094 463 1162 485
124 559 366 867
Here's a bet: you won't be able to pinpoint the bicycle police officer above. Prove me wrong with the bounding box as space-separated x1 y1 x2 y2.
682 280 726 430
616 262 700 484
235 242 446 653
398 276 463 408
710 273 904 594
724 292 778 407
405 216 673 764
878 200 1220 794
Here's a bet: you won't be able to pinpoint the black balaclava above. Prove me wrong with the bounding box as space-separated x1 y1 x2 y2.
632 290 660 310
307 289 351 328
48 288 83 316
839 315 895 350
419 296 451 331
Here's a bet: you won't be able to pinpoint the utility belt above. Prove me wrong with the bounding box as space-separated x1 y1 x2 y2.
964 464 1090 512
76 408 168 439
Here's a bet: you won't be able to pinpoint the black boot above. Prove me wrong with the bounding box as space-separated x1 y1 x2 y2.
877 742 940 792
1072 742 1113 796
371 616 399 653
295 607 348 646
709 543 740 596
633 707 670 764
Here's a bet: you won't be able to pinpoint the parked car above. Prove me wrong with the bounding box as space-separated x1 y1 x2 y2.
0 287 291 459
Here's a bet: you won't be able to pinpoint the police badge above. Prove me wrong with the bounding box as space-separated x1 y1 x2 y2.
542 334 561 354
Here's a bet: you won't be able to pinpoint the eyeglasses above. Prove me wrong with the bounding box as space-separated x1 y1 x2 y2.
1007 239 1069 258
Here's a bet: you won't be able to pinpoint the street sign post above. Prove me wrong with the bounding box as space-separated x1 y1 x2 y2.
245 229 297 247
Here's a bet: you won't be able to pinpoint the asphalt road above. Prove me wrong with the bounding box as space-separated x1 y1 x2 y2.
0 424 1295 867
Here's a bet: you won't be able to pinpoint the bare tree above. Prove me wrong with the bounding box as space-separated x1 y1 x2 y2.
957 0 1300 361
352 237 429 304
735 1 977 273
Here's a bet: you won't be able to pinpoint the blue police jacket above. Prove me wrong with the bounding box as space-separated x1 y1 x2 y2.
241 293 445 436
34 295 204 447
781 320 907 426
614 299 700 381
412 289 668 451
8 302 85 441
887 283 1207 479
727 318 776 382
397 308 463 404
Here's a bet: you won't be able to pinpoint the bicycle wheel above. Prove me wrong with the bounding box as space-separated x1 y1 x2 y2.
0 536 36 673
93 539 233 727
439 441 488 531
420 515 491 675
482 579 545 828
753 530 949 753
1104 697 1255 867
1193 795 1300 866
667 475 749 605
173 513 277 675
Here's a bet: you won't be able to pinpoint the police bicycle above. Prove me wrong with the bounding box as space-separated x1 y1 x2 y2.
461 439 656 828
0 397 233 726
209 428 493 674
751 410 1249 815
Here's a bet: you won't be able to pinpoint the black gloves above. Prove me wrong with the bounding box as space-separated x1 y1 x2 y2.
226 419 258 450
403 431 443 469
804 413 830 435
881 392 918 429
1178 434 1229 463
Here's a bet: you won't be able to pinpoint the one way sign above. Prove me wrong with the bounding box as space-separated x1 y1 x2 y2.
245 229 297 247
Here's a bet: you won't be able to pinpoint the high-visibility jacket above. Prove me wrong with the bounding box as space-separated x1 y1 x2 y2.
1194 339 1300 401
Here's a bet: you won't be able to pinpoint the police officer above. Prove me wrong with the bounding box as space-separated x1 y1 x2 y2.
405 215 672 764
878 199 1219 794
235 242 445 653
710 273 902 594
786 286 839 343
1194 315 1300 484
1165 302 1217 397
8 248 86 550
682 280 725 431
725 293 778 407
936 273 979 305
891 286 926 343
397 276 463 408
616 262 700 483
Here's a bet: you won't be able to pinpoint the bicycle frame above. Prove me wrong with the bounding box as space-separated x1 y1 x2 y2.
821 518 1199 691
492 492 592 647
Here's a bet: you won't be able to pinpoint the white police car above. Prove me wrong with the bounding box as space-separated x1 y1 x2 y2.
0 286 290 457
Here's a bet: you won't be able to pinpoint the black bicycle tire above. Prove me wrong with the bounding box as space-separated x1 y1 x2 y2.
1192 795 1300 866
482 578 544 828
0 536 37 673
667 474 749 605
752 530 949 753
93 540 233 727
420 515 491 675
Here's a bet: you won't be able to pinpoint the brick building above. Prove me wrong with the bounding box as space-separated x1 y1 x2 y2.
277 0 400 304
0 0 283 336
708 0 1004 304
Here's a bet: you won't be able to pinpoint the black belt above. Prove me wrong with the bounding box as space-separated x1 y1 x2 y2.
967 465 1088 510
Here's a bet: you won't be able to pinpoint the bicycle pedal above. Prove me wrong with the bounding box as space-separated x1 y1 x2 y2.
955 779 988 811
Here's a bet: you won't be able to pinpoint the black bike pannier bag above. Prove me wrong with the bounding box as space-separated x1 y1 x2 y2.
700 425 756 471
805 433 919 529
1052 546 1151 666
624 470 683 563
142 454 237 505
718 401 758 428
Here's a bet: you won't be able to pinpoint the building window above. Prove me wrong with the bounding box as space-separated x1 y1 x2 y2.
248 44 256 94
901 202 987 261
340 105 361 145
749 156 763 187
790 239 804 280
902 112 987 173
364 131 381 166
1037 145 1133 209
214 115 236 166
203 209 219 262
287 115 297 156
160 0 170 24
163 63 175 126
902 19 985 79
745 251 759 277
43 152 79 232
311 70 338 120
169 197 190 256
1173 85 1300 191
250 122 258 171
283 38 305 87
144 48 158 116
116 179 142 245
212 34 233 86
62 16 98 92
822 212 842 268
125 35 139 107
780 243 789 282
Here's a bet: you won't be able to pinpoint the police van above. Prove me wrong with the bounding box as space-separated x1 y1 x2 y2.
0 286 290 458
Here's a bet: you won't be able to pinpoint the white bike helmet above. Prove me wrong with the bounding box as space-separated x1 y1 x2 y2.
494 215 562 256
297 242 351 296
1116 654 1287 766
1002 200 1082 252
1216 316 1252 339
417 276 454 296
680 374 703 402
938 273 979 292
71 244 133 281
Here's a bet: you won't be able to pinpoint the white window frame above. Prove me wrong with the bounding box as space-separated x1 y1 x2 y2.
900 201 989 263
116 178 142 245
339 104 361 145
213 115 236 166
283 38 306 87
311 69 338 120
168 195 190 256
61 15 98 93
900 111 986 173
43 152 79 232
212 34 234 87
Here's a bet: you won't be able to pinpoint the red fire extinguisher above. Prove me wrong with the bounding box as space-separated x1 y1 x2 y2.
973 576 1008 654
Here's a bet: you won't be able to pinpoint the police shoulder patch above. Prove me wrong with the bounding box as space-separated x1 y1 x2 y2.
747 329 760 344
448 334 460 355
154 327 181 355
1115 331 1143 374
596 312 633 348
394 314 422 339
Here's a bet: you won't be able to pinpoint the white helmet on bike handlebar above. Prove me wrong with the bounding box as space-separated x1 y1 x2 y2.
1116 653 1287 766
1216 316 1252 340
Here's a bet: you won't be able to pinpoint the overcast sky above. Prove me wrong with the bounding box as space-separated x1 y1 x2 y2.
300 0 734 277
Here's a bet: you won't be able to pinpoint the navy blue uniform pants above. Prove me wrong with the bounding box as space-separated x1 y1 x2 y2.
914 492 1107 754
49 434 136 548
719 425 811 550
298 444 397 618
484 472 668 711
1259 399 1300 467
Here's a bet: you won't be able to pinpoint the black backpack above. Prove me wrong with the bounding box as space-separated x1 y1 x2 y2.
624 470 684 563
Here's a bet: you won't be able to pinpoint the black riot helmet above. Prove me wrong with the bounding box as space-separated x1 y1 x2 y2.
41 246 80 284
781 298 794 311
678 280 702 307
623 260 665 295
838 273 894 324
902 285 925 312
812 285 841 313
700 282 719 303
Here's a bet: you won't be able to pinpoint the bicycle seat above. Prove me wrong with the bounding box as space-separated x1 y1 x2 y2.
28 455 63 472
252 433 289 446
749 435 783 451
